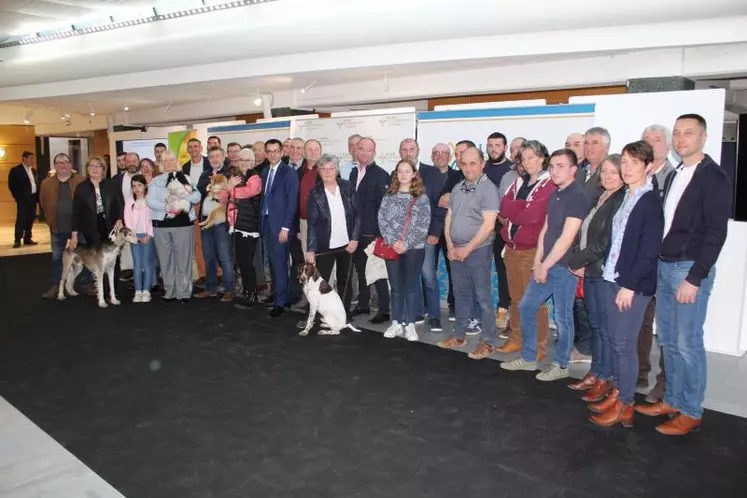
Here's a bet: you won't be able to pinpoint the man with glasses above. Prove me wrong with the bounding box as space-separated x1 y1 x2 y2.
421 143 462 332
39 153 87 298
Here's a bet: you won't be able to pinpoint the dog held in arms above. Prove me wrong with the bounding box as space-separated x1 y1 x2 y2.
57 227 138 308
198 173 229 230
298 262 360 336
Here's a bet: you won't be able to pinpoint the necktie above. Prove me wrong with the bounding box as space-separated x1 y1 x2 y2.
264 168 275 214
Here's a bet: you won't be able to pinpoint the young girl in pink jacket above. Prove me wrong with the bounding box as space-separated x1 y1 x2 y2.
124 174 155 303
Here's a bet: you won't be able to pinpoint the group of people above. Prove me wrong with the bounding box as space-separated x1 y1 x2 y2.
21 112 730 436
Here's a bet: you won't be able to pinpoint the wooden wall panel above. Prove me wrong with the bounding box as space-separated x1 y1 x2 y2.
427 85 626 110
0 125 36 224
91 129 109 157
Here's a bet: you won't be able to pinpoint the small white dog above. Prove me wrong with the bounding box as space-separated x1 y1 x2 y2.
297 262 360 336
165 174 193 218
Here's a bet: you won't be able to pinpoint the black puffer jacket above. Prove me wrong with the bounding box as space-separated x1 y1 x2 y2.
567 188 625 278
234 170 262 234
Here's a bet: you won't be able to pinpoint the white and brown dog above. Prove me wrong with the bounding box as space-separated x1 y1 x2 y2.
57 227 138 308
297 262 360 336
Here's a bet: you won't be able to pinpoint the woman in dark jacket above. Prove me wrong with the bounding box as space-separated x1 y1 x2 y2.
227 148 263 306
305 154 360 313
70 156 123 249
567 154 625 398
586 141 664 428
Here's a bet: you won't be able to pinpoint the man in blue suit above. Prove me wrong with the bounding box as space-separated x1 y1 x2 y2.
260 139 299 318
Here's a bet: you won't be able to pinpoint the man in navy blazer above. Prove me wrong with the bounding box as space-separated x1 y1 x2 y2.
260 139 299 317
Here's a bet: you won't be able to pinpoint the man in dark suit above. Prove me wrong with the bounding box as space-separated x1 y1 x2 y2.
350 137 391 324
8 151 38 248
260 139 299 317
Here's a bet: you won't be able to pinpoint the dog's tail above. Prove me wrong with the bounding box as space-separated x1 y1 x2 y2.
346 323 362 333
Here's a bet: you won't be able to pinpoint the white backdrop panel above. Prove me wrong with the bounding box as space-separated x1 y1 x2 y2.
292 112 417 173
571 88 725 161
416 104 596 167
207 122 291 147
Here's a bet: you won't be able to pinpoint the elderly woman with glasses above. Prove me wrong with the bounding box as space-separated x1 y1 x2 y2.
147 149 202 303
69 156 123 251
305 154 360 316
226 147 264 306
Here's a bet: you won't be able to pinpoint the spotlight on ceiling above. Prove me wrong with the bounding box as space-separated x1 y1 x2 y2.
300 80 317 94
124 104 130 112
88 101 96 117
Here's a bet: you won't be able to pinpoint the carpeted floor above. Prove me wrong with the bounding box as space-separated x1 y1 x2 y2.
1 254 745 498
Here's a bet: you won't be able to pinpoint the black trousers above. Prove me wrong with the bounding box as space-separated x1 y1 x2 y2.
289 233 304 302
492 235 510 310
435 233 455 311
316 247 354 312
234 235 259 295
15 197 36 242
353 234 390 313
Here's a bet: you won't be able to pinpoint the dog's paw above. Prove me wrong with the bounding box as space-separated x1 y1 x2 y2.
98 301 108 308
57 294 66 301
110 299 121 306
68 290 79 297
298 329 310 336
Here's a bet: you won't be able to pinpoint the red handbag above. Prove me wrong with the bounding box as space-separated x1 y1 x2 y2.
373 198 417 261
575 277 585 299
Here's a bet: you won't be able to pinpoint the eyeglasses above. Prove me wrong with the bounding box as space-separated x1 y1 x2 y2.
433 151 450 156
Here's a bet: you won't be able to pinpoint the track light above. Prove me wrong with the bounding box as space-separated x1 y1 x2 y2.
88 102 96 117
123 104 129 112
300 80 317 94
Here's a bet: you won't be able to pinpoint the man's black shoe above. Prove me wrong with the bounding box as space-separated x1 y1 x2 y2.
23 239 38 246
12 241 21 248
351 307 371 316
269 306 285 318
369 312 390 324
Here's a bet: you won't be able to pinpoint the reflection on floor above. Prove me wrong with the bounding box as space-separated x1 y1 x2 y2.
0 223 51 258
0 397 125 498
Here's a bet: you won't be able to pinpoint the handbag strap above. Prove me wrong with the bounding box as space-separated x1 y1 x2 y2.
398 197 418 242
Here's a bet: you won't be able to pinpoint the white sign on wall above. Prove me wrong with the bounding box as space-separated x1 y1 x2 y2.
571 88 725 162
292 111 417 173
416 104 596 167
207 121 291 148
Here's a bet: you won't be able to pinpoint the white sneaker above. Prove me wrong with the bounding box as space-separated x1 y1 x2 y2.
466 319 483 336
535 362 569 382
133 291 142 303
141 290 151 303
404 323 419 342
500 357 538 371
383 321 402 338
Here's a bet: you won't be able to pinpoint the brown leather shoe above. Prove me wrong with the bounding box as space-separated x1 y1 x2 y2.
220 292 234 303
438 336 466 349
496 342 522 354
588 388 618 413
635 400 678 417
582 379 611 402
589 400 634 428
194 291 218 299
568 373 597 391
655 414 701 435
468 343 494 360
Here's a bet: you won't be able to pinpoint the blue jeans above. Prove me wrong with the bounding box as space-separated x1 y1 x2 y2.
584 277 612 380
386 248 425 325
450 245 496 344
657 261 715 419
520 265 576 367
201 224 234 293
603 281 651 405
131 234 155 292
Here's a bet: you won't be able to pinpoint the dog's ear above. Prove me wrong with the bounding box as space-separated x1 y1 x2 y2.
319 280 333 294
311 266 321 281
